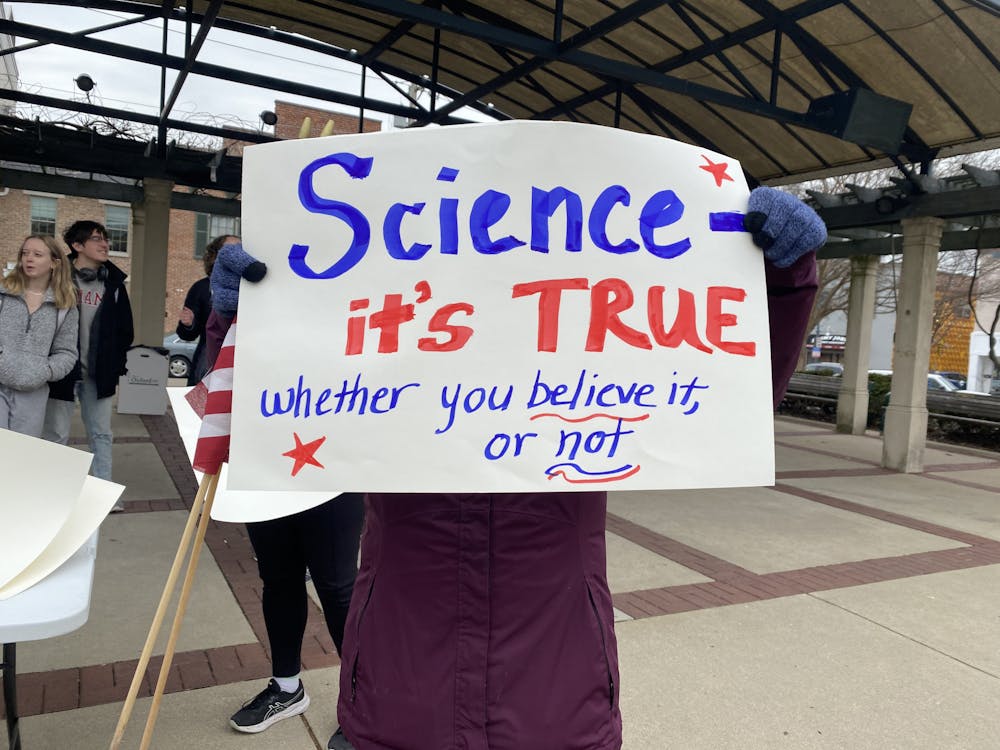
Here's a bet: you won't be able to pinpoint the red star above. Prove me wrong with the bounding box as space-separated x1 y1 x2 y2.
282 432 326 477
699 155 734 187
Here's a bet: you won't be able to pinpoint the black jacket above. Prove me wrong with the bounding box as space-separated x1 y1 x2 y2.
49 257 134 401
175 276 211 385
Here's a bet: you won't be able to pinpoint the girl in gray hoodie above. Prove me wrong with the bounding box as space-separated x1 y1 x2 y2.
0 235 79 437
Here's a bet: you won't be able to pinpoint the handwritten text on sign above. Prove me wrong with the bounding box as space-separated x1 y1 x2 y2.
230 122 775 492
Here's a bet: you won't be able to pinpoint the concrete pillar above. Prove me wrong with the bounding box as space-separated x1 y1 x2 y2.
882 217 943 472
130 178 173 347
837 254 878 435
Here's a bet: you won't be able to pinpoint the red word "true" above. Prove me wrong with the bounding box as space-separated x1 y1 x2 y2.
512 278 756 355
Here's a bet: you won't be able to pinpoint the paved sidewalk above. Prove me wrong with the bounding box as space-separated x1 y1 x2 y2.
5 402 1000 749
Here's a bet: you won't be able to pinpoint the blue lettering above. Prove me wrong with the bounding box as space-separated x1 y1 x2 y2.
260 375 418 418
384 201 431 260
470 190 525 254
484 433 509 460
437 167 459 255
289 152 373 280
261 387 295 417
315 388 333 415
437 384 461 434
530 186 583 253
640 190 691 259
589 185 639 254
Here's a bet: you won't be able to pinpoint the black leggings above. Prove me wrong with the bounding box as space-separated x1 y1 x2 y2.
245 493 364 676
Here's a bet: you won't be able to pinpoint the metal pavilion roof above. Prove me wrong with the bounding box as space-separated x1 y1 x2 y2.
186 0 1000 183
1 0 1000 188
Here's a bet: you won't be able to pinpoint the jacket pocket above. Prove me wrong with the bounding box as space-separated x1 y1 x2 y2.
585 579 616 711
350 573 377 701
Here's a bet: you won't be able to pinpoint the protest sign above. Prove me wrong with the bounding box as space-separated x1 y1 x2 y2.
231 121 774 493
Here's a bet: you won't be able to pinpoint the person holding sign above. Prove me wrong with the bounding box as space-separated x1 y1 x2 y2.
228 494 365 734
174 235 226 385
328 187 824 750
203 239 367 734
0 235 79 438
203 238 267 372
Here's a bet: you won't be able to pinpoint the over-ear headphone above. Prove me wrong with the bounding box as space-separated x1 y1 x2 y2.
77 265 108 282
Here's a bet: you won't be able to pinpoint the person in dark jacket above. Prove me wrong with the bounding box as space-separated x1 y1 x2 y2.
330 187 824 750
175 235 228 385
43 220 134 493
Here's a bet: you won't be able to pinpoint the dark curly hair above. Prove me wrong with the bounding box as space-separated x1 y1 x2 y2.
203 234 239 276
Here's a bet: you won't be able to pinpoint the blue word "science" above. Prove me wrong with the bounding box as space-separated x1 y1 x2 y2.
287 152 693 280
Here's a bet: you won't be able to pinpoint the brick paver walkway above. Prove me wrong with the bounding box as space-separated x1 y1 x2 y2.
5 417 998 719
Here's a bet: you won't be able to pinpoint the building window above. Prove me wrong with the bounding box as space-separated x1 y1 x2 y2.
30 196 57 236
194 213 241 258
105 205 130 255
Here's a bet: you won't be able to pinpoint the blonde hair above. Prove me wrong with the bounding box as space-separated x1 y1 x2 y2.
4 235 77 310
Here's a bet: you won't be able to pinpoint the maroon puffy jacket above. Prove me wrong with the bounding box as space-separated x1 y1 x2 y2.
338 253 818 750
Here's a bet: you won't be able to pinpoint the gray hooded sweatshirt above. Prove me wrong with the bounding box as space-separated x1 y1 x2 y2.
0 288 79 391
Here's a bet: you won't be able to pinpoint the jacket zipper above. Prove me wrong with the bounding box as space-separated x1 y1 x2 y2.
350 573 377 701
586 582 615 710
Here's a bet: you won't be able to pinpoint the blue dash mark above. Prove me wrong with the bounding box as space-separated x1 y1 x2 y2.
709 212 747 232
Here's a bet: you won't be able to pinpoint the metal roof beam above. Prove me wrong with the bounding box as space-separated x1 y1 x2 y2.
0 9 158 57
158 0 224 124
0 88 275 143
739 0 930 161
0 88 275 144
425 0 678 123
0 165 243 215
535 0 838 120
0 18 470 126
817 184 1000 229
343 0 846 131
820 227 1000 257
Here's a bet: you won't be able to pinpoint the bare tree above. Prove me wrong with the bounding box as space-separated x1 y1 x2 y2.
788 150 1000 372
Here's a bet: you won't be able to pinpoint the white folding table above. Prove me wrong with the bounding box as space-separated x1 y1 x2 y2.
0 534 97 750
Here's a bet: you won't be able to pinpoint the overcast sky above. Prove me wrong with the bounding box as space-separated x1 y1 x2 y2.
7 2 488 137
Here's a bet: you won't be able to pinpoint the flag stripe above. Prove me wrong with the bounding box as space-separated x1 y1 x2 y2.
189 319 237 475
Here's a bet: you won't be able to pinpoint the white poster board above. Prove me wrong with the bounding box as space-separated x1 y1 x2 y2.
232 121 774 493
167 387 334 522
0 429 124 599
0 429 92 589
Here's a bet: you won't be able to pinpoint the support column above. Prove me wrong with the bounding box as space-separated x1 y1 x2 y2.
837 254 878 434
130 178 173 347
882 217 943 472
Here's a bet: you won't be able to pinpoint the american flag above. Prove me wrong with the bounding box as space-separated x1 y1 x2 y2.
185 320 237 475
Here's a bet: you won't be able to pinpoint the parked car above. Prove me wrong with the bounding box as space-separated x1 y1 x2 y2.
162 333 198 379
933 371 967 390
870 370 961 393
803 362 844 376
927 373 960 392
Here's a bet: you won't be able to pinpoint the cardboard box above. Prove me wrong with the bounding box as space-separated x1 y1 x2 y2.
117 346 169 415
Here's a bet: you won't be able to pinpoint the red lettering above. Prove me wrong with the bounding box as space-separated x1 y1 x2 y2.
419 302 475 351
586 278 652 352
648 287 712 353
512 278 589 352
368 294 415 353
345 298 369 355
706 286 755 356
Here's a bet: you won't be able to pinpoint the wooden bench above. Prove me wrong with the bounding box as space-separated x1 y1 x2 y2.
925 391 1000 429
782 373 842 408
782 374 1000 430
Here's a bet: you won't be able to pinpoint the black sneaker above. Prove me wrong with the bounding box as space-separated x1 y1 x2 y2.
327 727 355 749
229 679 310 733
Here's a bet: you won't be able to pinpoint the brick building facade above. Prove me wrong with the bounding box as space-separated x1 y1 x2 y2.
0 101 381 334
